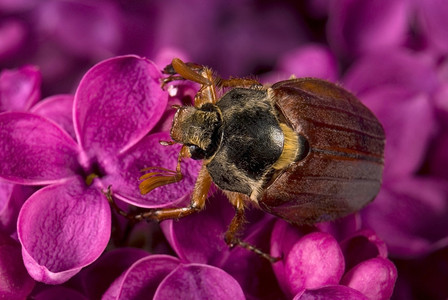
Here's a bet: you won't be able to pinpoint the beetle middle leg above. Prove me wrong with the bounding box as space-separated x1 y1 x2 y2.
224 192 280 263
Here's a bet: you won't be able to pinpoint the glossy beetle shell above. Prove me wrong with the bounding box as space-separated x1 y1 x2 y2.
259 78 385 224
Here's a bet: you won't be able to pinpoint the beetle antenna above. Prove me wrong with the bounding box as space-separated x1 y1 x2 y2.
139 145 189 194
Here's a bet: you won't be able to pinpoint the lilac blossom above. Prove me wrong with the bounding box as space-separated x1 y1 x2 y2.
0 230 35 299
0 55 200 284
0 64 41 112
271 220 396 300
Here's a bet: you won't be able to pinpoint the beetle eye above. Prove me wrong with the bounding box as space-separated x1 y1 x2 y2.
188 144 206 160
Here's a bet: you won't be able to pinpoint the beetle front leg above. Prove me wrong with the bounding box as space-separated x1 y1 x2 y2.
224 192 280 263
107 163 212 222
218 77 262 88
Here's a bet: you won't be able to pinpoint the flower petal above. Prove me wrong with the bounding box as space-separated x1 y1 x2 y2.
106 254 180 300
33 286 88 300
0 65 40 112
36 0 122 57
161 191 233 265
416 0 448 53
277 44 338 81
327 0 408 58
0 19 27 61
294 285 369 300
17 177 111 284
341 257 397 300
0 231 35 300
285 232 345 296
80 248 149 300
270 219 308 296
0 112 80 184
154 264 245 300
108 132 201 208
340 229 388 271
343 50 438 96
362 177 448 257
30 94 75 139
162 192 282 299
360 87 436 178
74 55 168 159
0 181 34 234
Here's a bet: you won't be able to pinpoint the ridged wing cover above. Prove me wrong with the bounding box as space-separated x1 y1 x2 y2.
259 78 385 225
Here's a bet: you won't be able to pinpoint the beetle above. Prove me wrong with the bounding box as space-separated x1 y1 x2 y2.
110 58 385 261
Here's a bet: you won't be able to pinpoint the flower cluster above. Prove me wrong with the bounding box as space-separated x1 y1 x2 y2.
1 0 447 299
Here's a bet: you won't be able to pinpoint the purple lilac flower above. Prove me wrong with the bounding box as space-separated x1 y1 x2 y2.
271 220 396 300
340 49 448 258
326 0 409 59
0 55 202 284
0 230 35 300
0 64 41 112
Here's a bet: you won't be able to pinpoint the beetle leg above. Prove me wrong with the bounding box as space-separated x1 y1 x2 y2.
163 61 204 76
165 58 219 106
108 163 212 222
218 77 262 88
224 192 281 263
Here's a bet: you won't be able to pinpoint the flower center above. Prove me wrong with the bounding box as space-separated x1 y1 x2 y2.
85 173 99 186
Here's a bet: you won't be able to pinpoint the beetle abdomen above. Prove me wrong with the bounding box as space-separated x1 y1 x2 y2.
260 78 385 225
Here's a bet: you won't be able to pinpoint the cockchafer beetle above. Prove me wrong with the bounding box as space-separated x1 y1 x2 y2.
109 58 385 261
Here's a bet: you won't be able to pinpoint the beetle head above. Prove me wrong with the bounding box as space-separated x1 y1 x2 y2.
171 103 222 160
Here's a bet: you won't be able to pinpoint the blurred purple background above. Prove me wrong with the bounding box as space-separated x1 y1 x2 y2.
1 0 448 299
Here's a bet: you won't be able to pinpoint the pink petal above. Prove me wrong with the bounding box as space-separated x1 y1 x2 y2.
0 112 80 185
0 65 40 112
343 50 438 96
327 0 408 58
285 232 345 296
0 19 27 61
360 87 436 178
80 248 149 300
270 219 309 296
108 255 180 300
415 0 448 53
362 177 448 257
277 44 338 81
154 264 245 300
74 55 168 160
33 286 88 300
0 181 34 234
294 285 369 300
36 0 122 57
17 177 111 284
341 257 397 300
109 132 201 208
0 232 35 300
160 191 233 265
30 94 75 139
340 229 388 271
0 0 37 12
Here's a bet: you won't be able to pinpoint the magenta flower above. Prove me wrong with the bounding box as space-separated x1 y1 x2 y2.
101 254 246 299
326 0 409 59
0 55 201 284
340 49 448 258
71 190 396 299
0 230 35 299
0 65 41 112
271 220 397 300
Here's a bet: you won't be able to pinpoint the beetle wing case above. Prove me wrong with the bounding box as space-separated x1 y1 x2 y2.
259 78 385 225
